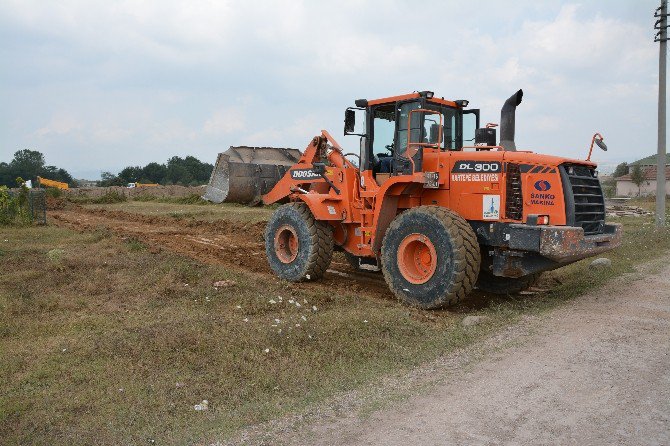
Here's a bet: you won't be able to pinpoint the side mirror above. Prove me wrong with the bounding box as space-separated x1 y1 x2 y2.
586 132 607 161
344 109 356 135
312 162 326 175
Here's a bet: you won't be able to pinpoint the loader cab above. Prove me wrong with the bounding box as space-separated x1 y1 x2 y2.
345 91 480 181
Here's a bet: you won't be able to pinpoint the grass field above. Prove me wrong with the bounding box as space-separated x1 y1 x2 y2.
84 200 274 223
1 201 669 445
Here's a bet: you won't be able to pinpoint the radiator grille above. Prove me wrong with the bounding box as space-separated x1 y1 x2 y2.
505 163 523 220
561 164 605 235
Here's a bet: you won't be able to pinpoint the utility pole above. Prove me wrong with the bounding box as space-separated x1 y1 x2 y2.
655 1 668 227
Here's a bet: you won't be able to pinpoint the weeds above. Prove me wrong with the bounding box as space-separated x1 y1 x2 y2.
81 200 273 224
132 194 209 205
45 187 63 199
125 238 146 251
169 211 196 219
46 248 65 262
0 184 34 226
68 191 127 204
1 214 669 445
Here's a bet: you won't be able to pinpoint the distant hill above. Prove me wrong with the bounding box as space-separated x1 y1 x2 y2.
630 153 670 166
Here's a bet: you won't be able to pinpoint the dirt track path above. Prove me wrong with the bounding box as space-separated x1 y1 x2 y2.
49 207 392 299
274 256 670 445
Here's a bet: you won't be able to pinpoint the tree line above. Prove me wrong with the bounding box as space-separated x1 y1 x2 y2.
100 156 213 186
0 149 75 188
1 149 213 188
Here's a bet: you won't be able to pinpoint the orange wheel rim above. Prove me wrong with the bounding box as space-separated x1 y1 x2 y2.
274 225 299 263
397 233 437 284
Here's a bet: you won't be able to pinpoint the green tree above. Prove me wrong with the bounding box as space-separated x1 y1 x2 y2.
42 165 76 186
141 162 167 183
99 171 124 187
630 165 645 196
182 155 213 184
1 150 75 187
0 162 11 188
165 158 193 185
118 166 144 183
110 155 213 186
9 149 45 181
613 162 628 178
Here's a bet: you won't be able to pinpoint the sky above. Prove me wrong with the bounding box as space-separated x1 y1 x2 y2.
0 0 665 178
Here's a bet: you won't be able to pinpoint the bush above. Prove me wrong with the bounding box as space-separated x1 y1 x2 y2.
45 187 63 199
95 191 127 204
0 185 32 225
0 186 19 225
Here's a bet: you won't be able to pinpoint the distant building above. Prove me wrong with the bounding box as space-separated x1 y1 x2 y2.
75 179 98 188
616 162 670 197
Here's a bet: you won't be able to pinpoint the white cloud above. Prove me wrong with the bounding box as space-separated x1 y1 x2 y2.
203 108 246 135
0 0 664 175
35 114 82 136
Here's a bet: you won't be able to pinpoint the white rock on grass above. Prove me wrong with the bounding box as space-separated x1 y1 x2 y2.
462 315 488 327
194 400 209 411
589 258 612 269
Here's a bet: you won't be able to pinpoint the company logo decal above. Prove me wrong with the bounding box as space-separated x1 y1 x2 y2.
452 161 502 173
534 180 551 191
530 192 556 206
482 195 500 220
290 169 321 180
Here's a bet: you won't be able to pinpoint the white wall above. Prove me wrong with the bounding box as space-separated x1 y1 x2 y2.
616 179 670 197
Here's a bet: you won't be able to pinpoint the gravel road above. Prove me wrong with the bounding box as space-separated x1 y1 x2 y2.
279 257 670 446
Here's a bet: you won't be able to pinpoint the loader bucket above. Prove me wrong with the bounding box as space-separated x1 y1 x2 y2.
203 146 301 205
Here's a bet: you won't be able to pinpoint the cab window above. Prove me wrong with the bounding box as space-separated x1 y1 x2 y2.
397 102 422 158
371 104 396 158
426 106 459 150
397 102 462 153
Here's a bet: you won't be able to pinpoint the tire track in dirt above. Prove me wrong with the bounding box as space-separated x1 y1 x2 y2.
49 206 394 301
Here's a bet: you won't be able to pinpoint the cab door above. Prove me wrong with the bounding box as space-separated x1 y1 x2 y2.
393 100 422 175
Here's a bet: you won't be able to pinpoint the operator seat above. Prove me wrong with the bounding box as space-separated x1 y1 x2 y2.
379 156 393 173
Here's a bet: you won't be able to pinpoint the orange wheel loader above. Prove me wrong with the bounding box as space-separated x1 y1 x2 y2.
205 89 622 308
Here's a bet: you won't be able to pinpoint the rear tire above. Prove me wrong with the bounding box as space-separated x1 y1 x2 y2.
265 202 333 282
476 271 540 295
381 206 481 309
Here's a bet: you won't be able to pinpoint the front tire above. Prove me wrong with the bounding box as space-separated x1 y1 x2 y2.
265 202 333 282
381 206 481 309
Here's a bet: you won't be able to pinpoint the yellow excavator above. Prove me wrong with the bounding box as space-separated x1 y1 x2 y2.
127 182 159 188
37 176 69 190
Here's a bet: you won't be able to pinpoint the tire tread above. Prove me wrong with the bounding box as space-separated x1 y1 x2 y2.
381 206 481 308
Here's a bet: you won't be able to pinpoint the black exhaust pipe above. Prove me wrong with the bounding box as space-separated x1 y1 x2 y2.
500 89 523 151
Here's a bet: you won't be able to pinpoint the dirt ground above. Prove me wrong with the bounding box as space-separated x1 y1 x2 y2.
269 256 670 445
49 205 393 301
47 204 670 445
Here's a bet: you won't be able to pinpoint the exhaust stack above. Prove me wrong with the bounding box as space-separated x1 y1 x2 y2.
499 89 523 151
